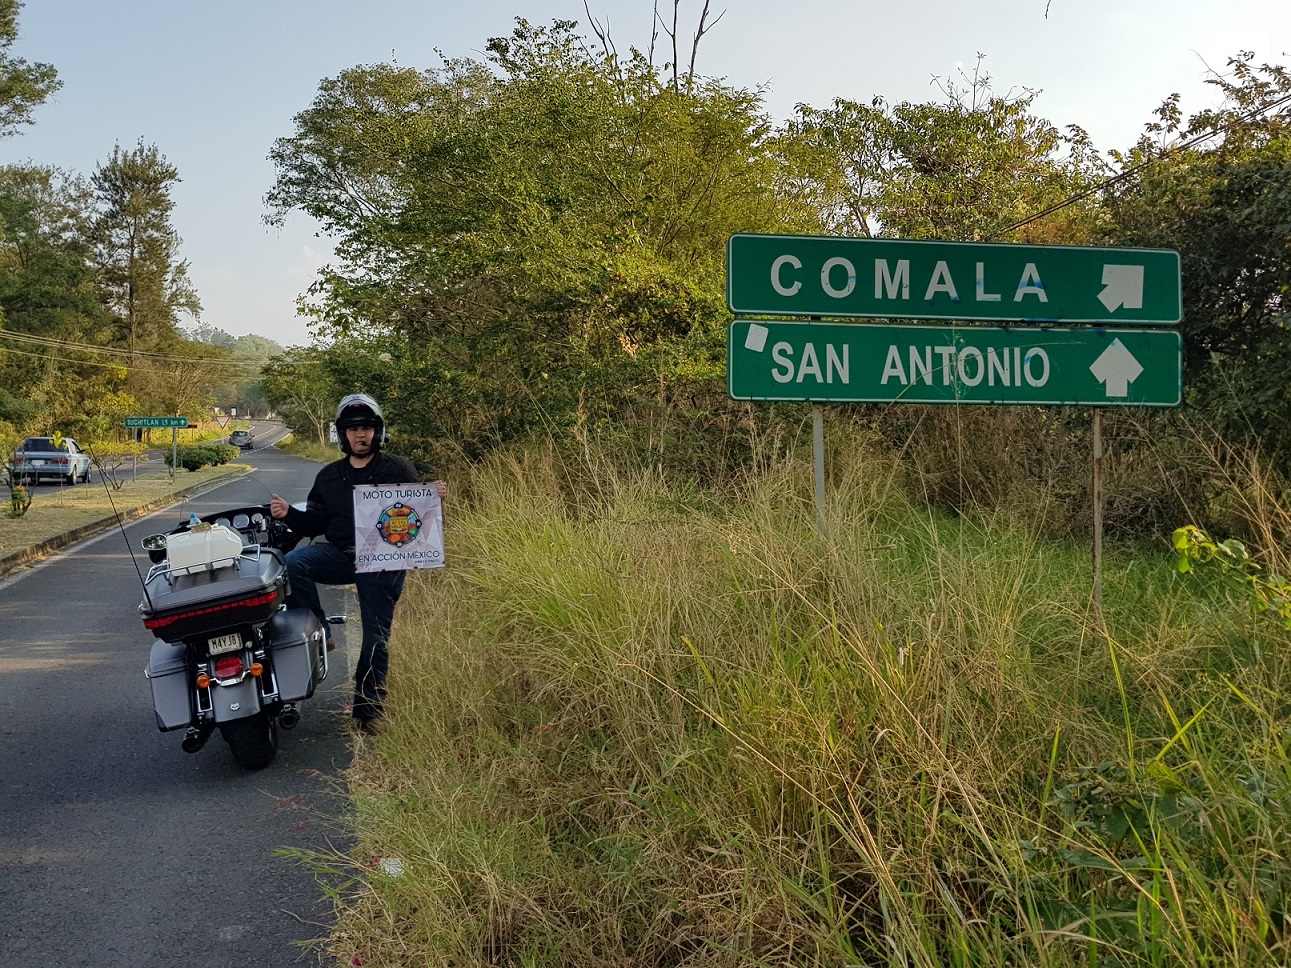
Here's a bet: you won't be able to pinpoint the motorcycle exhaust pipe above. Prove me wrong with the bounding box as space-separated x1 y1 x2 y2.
181 727 209 754
279 704 300 730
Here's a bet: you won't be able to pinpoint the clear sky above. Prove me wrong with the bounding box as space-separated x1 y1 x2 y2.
7 0 1289 348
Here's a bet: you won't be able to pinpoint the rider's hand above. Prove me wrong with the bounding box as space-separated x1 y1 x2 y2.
269 493 290 520
435 480 447 500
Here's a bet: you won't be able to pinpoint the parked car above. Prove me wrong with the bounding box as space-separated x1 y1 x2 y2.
8 436 93 486
229 429 253 450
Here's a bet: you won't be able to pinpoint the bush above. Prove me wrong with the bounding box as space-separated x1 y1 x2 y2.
164 443 240 472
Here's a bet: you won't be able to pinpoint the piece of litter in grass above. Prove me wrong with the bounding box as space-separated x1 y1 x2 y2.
379 856 405 877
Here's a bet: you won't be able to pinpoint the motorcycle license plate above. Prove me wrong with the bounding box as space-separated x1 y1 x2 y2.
208 632 242 655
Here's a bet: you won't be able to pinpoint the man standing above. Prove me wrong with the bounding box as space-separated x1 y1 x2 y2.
269 393 446 735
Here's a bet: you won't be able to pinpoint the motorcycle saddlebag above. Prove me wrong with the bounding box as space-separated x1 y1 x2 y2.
265 609 326 702
145 641 191 731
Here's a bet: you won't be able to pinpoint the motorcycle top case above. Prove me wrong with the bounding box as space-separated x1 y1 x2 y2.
264 609 326 702
140 548 285 642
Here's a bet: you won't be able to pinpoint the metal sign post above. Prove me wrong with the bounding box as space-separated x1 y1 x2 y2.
1092 411 1104 632
813 404 826 539
125 417 189 480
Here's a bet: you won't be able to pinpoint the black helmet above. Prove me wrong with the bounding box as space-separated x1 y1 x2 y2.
335 393 387 453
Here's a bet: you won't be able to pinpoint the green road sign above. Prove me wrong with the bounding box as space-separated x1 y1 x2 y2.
728 321 1182 407
727 234 1182 325
125 416 190 428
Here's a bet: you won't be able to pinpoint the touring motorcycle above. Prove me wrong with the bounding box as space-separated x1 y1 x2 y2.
139 506 327 769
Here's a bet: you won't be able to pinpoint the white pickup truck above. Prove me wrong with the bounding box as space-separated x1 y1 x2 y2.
8 436 93 486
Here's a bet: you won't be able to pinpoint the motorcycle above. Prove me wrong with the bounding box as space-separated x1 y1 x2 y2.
139 505 327 769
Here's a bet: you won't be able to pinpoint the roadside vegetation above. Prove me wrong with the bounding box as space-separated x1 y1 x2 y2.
315 436 1291 966
275 433 338 465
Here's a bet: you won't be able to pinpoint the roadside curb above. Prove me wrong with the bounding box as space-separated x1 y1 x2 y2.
0 468 250 581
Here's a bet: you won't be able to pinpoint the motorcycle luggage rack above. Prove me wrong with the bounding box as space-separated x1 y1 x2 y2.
144 546 266 586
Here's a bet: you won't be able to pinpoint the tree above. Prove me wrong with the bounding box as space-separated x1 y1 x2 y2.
0 0 59 138
260 347 340 445
1103 53 1291 466
266 19 810 463
92 140 201 362
91 140 203 419
780 57 1106 244
0 164 111 432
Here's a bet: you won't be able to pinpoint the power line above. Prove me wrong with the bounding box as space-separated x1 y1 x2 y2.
0 343 196 372
0 330 272 368
994 89 1291 237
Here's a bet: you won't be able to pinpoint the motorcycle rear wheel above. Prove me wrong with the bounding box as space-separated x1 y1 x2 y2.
219 712 278 770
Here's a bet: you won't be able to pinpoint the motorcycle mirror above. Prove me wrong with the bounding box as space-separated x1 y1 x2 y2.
141 533 168 551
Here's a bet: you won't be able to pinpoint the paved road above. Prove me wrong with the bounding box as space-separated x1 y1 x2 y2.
0 436 358 967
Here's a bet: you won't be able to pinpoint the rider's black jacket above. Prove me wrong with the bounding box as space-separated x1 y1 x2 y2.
282 451 419 556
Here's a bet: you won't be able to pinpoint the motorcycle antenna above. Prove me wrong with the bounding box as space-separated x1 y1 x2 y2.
97 467 157 611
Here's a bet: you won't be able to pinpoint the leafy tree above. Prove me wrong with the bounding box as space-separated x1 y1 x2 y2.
185 323 284 415
260 346 341 445
0 165 110 432
267 19 813 464
91 140 205 421
0 0 58 138
92 140 201 361
780 58 1106 244
1103 53 1291 467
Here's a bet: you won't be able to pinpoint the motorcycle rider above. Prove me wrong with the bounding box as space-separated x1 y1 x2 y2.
269 393 446 735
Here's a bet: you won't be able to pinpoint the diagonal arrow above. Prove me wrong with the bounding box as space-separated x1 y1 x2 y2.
1098 264 1145 312
1089 338 1144 397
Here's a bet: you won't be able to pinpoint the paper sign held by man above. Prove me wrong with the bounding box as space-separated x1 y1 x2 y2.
352 483 444 573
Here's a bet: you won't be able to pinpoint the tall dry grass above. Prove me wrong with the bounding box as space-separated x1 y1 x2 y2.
315 440 1291 967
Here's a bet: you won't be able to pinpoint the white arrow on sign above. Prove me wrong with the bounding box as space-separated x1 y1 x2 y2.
1089 338 1144 397
1098 264 1145 312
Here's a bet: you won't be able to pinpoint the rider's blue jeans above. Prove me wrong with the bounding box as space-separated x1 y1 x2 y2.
283 542 406 723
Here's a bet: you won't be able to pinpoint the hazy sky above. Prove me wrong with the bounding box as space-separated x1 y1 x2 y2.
7 0 1289 348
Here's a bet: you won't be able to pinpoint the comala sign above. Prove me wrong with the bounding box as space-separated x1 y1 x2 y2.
727 234 1182 325
728 321 1182 407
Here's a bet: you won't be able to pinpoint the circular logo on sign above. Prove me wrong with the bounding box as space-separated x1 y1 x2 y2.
376 503 421 546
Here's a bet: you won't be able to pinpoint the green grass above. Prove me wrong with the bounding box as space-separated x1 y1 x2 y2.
317 446 1291 967
274 433 339 464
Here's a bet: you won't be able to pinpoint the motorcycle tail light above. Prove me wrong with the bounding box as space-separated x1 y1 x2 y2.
214 655 243 679
142 590 279 631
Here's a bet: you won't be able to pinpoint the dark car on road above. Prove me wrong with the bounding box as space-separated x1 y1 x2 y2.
229 430 253 450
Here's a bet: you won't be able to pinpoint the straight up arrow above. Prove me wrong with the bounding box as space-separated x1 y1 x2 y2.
1089 338 1144 397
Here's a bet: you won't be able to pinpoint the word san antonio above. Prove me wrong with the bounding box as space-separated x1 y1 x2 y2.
769 341 1052 388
